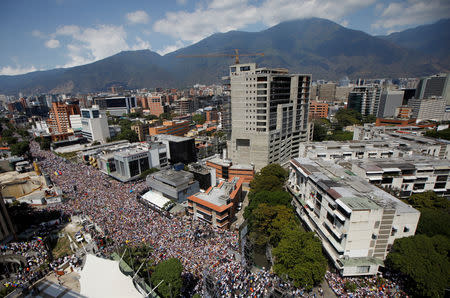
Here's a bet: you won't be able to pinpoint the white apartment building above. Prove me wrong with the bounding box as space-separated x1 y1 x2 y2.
81 105 110 143
349 157 450 198
353 124 450 159
287 158 420 276
227 63 311 170
408 96 446 122
299 141 411 161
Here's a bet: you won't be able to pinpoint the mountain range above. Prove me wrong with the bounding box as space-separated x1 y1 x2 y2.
0 18 449 95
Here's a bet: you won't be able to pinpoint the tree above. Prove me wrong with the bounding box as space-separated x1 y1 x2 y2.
159 113 172 121
244 190 292 220
115 129 139 143
327 130 353 141
10 141 30 157
335 109 362 127
273 229 327 290
362 114 377 124
3 136 18 145
406 191 449 211
192 114 205 125
425 128 450 141
312 120 328 141
145 114 158 121
385 234 450 297
259 163 288 183
151 258 183 298
128 112 143 118
416 209 450 238
249 204 299 247
250 163 288 194
40 138 52 150
17 129 29 138
2 129 13 137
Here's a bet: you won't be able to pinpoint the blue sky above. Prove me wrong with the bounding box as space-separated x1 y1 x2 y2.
0 0 449 75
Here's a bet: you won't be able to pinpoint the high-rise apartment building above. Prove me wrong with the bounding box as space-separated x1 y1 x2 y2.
47 102 80 134
227 63 311 170
309 101 329 119
377 90 404 118
415 73 450 104
81 105 110 143
348 85 381 116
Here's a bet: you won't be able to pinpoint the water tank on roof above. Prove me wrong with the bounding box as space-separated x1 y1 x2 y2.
173 163 184 171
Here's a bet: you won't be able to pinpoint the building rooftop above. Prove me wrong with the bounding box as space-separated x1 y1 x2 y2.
230 164 253 170
292 157 419 214
206 157 232 167
148 169 193 188
153 134 191 142
193 177 240 207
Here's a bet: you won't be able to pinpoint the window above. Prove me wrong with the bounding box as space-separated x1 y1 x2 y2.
230 67 236 72
240 66 250 71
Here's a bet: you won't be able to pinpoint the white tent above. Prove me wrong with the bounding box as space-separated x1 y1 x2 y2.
142 190 171 210
80 254 142 298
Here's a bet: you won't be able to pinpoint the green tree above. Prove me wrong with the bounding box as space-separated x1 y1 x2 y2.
151 258 183 298
259 163 288 182
40 138 52 150
159 113 172 121
416 209 450 238
249 204 299 247
2 129 13 137
250 163 288 193
10 141 30 157
244 190 292 220
335 109 362 127
312 120 328 141
362 114 377 124
145 114 158 121
406 191 449 211
273 229 327 290
385 234 450 297
327 130 353 141
424 128 450 141
128 112 143 118
115 129 139 143
192 114 205 125
3 136 18 145
17 129 29 138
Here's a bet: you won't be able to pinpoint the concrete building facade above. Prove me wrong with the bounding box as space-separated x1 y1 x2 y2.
287 158 420 276
227 63 311 170
348 86 381 116
81 106 110 143
146 169 200 203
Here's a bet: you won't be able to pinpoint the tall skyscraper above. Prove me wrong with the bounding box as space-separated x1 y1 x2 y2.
377 90 404 118
415 73 450 103
81 105 110 143
47 102 80 134
228 63 311 170
348 85 381 116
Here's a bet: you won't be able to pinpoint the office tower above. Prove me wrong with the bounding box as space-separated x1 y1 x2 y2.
228 63 311 170
81 105 110 143
93 96 137 116
347 85 381 116
377 90 404 118
47 102 80 134
415 73 450 103
318 83 336 102
408 96 446 122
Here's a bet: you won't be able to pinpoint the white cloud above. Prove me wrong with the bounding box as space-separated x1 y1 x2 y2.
55 25 80 36
176 0 187 5
372 0 450 30
340 19 349 27
153 0 375 43
157 40 185 55
131 37 151 50
126 10 150 24
0 65 38 75
45 39 60 48
32 30 44 38
54 24 130 67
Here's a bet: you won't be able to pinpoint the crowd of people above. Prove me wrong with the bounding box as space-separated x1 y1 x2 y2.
0 239 49 290
31 142 286 297
30 142 409 297
325 271 408 297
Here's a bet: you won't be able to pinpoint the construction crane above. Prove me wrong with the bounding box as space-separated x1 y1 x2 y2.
177 49 264 64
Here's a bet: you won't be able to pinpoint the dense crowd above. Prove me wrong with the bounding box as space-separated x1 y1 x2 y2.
31 142 286 297
30 142 409 297
325 271 408 297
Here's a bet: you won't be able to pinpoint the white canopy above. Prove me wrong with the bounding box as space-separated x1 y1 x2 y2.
142 190 171 210
80 254 142 298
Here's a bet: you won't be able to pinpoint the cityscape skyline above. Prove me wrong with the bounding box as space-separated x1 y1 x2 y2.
1 0 449 75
